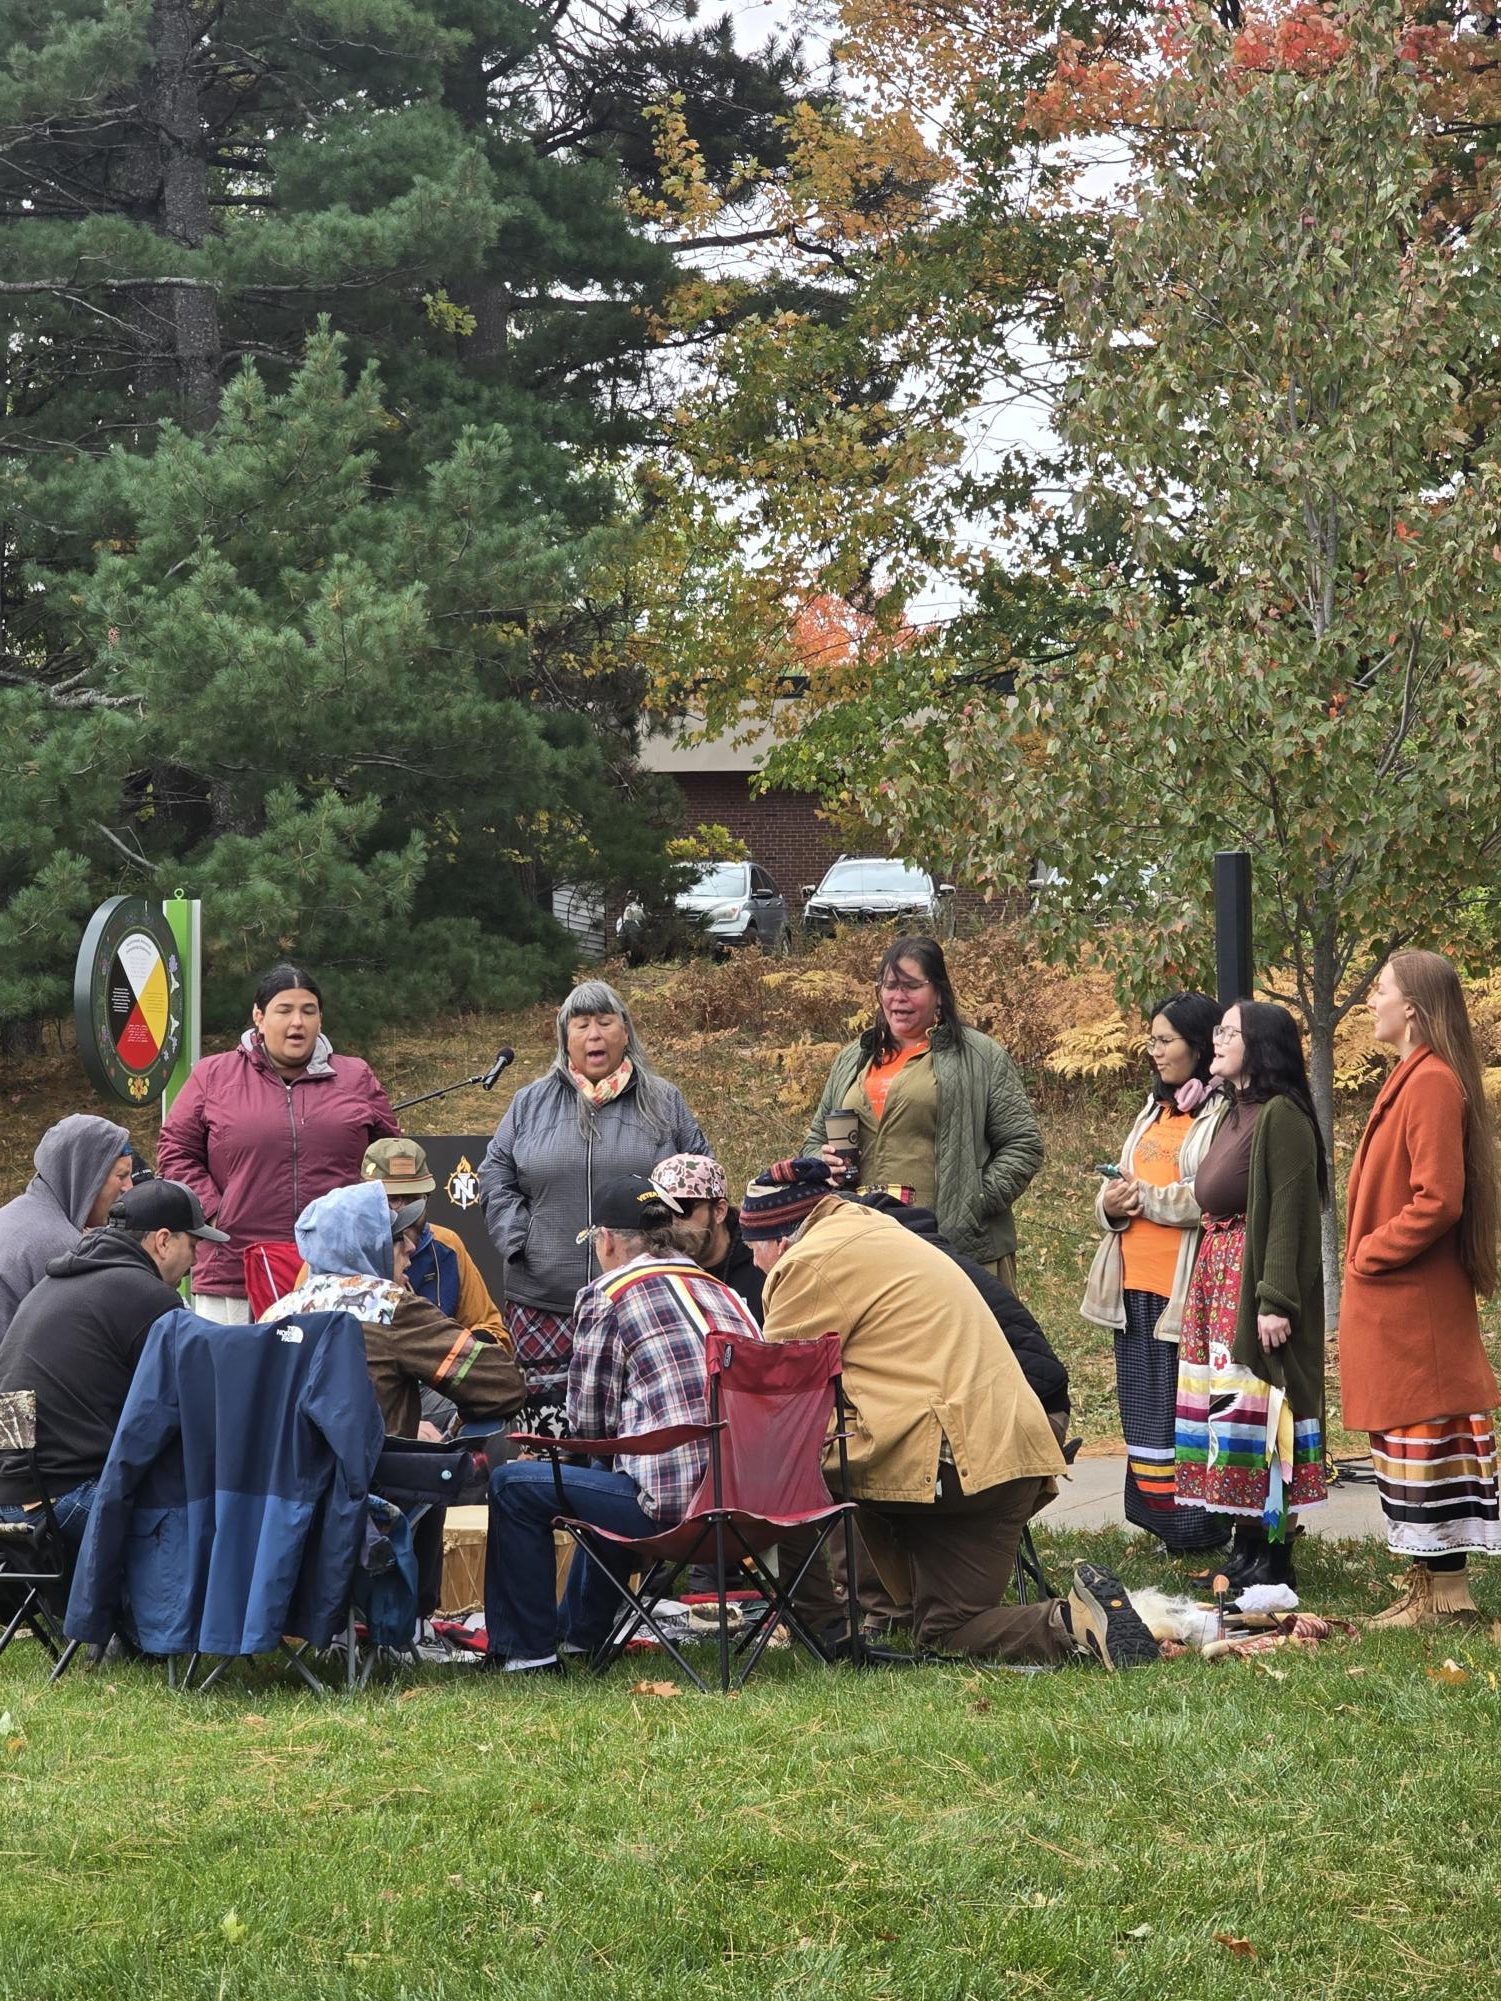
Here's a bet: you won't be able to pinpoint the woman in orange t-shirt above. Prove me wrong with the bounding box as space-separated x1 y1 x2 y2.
1080 991 1228 1555
802 935 1042 1284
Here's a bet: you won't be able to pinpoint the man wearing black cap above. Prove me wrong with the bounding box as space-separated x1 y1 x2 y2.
482 1174 761 1675
0 1181 227 1551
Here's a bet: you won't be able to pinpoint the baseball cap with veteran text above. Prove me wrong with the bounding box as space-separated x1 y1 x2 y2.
576 1174 685 1242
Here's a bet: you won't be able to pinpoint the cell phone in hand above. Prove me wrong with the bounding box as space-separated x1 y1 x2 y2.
1092 1162 1124 1179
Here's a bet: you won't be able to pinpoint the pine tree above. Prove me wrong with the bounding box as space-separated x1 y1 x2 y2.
0 0 811 1032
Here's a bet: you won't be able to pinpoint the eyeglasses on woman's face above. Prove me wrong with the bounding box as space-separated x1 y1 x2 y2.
1144 1033 1185 1053
1211 1025 1243 1045
879 975 932 995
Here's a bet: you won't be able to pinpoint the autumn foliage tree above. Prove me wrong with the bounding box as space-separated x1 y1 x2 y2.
641 0 1501 1314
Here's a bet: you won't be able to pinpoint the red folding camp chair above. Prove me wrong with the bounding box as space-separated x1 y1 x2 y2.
514 1330 864 1692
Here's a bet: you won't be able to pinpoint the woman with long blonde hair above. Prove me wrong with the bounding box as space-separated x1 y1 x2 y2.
1340 949 1500 1626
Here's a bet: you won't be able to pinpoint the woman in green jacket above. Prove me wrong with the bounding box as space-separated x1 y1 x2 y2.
1173 1000 1329 1589
803 936 1043 1285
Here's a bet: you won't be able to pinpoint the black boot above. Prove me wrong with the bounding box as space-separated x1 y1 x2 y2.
1221 1522 1264 1587
1235 1531 1297 1594
1260 1536 1297 1591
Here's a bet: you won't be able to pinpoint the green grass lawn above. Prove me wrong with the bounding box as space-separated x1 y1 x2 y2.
4 1528 1500 2001
6 947 1501 1997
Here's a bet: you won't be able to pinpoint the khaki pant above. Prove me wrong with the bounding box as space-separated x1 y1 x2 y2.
786 1461 1074 1665
855 1464 1073 1662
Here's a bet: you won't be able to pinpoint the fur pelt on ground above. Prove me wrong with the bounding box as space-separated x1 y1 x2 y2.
1126 1587 1221 1649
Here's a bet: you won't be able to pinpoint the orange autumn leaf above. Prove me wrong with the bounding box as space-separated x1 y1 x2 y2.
1213 1933 1259 1959
1426 1660 1470 1687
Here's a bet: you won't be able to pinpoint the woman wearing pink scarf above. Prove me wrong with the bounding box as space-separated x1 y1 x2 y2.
476 981 709 1407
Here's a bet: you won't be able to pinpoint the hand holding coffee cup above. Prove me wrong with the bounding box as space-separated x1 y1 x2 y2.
824 1109 860 1186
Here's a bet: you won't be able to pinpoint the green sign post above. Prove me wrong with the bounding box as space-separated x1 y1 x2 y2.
160 893 201 1120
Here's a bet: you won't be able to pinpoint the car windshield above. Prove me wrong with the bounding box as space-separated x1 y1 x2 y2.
817 861 931 896
684 862 747 898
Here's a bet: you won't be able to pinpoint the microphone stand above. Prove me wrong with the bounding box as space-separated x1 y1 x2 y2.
391 1048 515 1115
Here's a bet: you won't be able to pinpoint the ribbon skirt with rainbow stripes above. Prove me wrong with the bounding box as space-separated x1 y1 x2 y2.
1369 1417 1501 1558
1174 1215 1327 1531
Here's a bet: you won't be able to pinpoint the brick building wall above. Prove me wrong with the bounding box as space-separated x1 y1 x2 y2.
667 773 848 909
638 714 1017 933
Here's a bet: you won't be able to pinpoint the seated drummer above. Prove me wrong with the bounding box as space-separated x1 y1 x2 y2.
354 1138 509 1438
269 1183 524 1439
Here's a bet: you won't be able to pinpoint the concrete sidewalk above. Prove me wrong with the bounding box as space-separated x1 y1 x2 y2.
1040 1453 1384 1538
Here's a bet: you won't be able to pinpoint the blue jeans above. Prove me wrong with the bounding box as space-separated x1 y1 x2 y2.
485 1460 657 1662
0 1479 97 1556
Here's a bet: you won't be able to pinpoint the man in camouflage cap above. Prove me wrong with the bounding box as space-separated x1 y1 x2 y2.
651 1152 762 1324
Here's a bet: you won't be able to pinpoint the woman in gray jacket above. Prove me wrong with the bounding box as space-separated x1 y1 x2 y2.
478 981 708 1387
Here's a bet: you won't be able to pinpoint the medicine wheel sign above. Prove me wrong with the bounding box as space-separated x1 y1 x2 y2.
74 897 185 1105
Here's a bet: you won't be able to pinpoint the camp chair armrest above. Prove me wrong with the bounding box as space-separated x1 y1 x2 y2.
509 1423 721 1458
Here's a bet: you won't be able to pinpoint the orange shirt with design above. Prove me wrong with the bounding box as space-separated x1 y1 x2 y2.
1120 1108 1194 1300
863 1041 929 1122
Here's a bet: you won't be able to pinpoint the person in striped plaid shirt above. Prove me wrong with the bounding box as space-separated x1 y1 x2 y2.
482 1176 760 1675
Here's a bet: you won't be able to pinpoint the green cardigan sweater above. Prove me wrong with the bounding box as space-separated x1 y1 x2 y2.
802 1021 1043 1264
1231 1094 1325 1417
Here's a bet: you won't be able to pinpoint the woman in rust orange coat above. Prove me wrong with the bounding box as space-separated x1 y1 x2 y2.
1339 950 1500 1626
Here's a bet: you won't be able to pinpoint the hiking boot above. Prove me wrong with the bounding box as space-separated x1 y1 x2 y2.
1067 1562 1161 1671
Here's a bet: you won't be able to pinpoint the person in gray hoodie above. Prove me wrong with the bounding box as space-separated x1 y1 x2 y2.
0 1115 133 1341
478 981 708 1382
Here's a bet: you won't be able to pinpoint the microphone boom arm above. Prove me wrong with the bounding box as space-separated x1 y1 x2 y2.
391 1047 514 1116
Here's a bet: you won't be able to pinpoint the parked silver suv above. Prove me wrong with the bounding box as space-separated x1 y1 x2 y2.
676 860 792 953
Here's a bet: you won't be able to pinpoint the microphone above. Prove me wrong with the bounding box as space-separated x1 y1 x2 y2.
480 1047 515 1091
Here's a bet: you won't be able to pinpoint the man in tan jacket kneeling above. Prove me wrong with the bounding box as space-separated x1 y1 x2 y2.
742 1159 1159 1669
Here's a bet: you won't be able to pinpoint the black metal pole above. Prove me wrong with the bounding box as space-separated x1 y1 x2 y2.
1213 850 1253 1004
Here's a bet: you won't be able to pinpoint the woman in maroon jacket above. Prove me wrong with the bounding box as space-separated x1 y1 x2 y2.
158 964 399 1320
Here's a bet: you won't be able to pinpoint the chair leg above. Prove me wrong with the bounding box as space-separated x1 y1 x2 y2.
713 1515 730 1695
279 1641 330 1697
1014 1526 1056 1605
0 1587 38 1656
839 1498 865 1668
48 1638 83 1683
734 1530 862 1683
564 1528 711 1693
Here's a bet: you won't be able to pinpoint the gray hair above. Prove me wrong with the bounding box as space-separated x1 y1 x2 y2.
554 979 683 1140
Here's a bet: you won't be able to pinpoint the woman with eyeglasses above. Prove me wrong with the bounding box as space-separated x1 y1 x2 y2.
803 935 1042 1285
1172 1001 1329 1588
1081 991 1231 1553
1339 951 1499 1627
